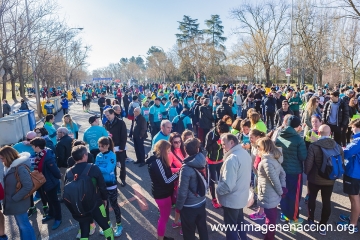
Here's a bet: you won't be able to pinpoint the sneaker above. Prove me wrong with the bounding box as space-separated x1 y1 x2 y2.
42 215 54 223
180 228 183 236
319 229 326 236
280 213 288 222
172 221 181 228
304 194 309 204
307 220 316 231
290 218 304 225
27 207 37 218
249 212 266 220
89 223 96 235
76 230 81 239
212 199 221 209
51 220 62 230
339 214 350 222
100 222 112 236
33 196 41 202
114 224 123 237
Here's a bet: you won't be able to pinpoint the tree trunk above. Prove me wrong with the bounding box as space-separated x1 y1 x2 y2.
10 73 16 101
317 70 323 88
265 67 271 87
19 74 25 98
2 71 8 100
353 70 356 86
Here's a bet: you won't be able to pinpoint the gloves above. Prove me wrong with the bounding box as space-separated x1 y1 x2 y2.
281 187 288 198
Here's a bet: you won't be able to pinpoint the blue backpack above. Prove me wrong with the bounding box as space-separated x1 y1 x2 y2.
318 145 344 180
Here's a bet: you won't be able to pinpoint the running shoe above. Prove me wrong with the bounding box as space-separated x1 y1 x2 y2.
172 221 181 228
27 207 37 218
249 212 266 220
114 224 123 237
99 222 112 236
212 199 221 209
289 218 304 225
280 213 288 222
89 223 96 235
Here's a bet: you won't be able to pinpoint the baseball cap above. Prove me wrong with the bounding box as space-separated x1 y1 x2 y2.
287 115 301 128
89 115 100 124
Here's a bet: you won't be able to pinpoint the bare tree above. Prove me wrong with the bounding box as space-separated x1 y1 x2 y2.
230 0 290 86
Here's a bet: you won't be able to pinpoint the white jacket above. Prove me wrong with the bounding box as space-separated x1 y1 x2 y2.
216 144 252 209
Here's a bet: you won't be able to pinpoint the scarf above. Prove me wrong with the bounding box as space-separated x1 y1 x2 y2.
35 149 47 172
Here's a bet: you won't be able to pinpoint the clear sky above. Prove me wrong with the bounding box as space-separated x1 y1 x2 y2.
57 0 242 72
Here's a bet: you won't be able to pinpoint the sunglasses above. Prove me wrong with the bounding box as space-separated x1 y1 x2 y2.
173 141 181 144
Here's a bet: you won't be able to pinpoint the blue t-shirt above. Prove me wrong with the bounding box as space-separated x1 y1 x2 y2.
141 107 150 122
149 104 165 123
172 114 192 130
62 121 79 138
95 151 117 189
152 131 170 149
167 106 178 122
83 126 109 150
13 143 36 171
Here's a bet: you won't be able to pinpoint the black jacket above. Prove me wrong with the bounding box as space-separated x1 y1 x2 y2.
216 102 233 120
42 148 61 191
276 95 286 110
2 103 11 115
56 135 73 168
322 99 349 128
97 97 106 108
64 163 108 219
67 152 94 168
105 117 127 150
199 105 213 129
123 95 130 108
274 108 294 128
146 155 178 199
264 97 277 113
342 95 357 119
191 101 201 123
204 128 224 161
133 114 148 139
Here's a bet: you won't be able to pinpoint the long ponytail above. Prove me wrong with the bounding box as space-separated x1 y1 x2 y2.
98 137 114 151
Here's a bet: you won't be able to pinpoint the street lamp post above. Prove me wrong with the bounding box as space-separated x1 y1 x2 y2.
25 0 42 118
64 28 83 90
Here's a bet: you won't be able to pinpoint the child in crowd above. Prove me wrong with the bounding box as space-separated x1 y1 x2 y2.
95 137 123 237
250 112 267 134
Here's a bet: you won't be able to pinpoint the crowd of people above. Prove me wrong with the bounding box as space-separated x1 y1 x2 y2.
0 81 359 240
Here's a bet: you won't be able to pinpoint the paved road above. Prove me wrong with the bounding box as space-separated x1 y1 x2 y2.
3 97 359 240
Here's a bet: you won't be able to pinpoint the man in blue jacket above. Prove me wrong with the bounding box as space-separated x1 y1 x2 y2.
60 96 69 115
264 93 277 130
337 118 360 233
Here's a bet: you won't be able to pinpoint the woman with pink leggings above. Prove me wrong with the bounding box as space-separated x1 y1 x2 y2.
146 140 179 240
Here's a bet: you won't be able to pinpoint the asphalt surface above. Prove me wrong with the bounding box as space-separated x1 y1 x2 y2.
3 96 360 240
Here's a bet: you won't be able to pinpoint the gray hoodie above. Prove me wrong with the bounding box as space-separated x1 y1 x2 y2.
176 153 207 210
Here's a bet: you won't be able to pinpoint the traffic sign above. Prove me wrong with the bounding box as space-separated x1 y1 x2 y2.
285 68 291 77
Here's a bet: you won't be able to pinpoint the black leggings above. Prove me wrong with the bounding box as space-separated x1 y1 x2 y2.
346 127 352 145
209 163 223 199
79 204 113 239
105 188 122 224
307 182 334 224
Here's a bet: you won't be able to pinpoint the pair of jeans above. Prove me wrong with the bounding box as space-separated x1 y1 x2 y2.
105 188 121 224
14 213 36 240
307 182 334 224
115 151 126 181
237 105 242 117
223 207 247 240
134 137 145 163
62 108 68 115
264 208 277 240
100 107 104 119
209 163 223 199
180 204 208 240
44 184 62 220
328 124 342 146
79 204 113 239
155 197 172 236
280 173 302 221
266 112 275 130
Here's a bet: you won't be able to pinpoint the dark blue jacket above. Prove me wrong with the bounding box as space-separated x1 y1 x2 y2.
264 97 277 113
42 148 61 191
60 99 69 109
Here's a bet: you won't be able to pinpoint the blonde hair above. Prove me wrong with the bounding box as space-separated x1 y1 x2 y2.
0 146 21 168
62 114 74 129
247 108 256 119
153 140 171 167
305 97 319 115
256 137 282 160
181 130 194 142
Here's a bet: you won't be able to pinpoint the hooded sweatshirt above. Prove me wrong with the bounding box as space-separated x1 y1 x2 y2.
176 153 207 210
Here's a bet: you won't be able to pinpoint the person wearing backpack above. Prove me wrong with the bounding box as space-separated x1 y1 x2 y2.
304 124 344 235
128 96 141 138
172 109 192 135
0 146 36 240
29 138 62 230
176 138 208 240
64 145 114 240
216 133 251 240
95 137 123 237
337 118 360 233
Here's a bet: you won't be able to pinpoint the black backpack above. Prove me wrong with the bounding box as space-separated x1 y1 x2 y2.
173 116 186 134
63 164 97 217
